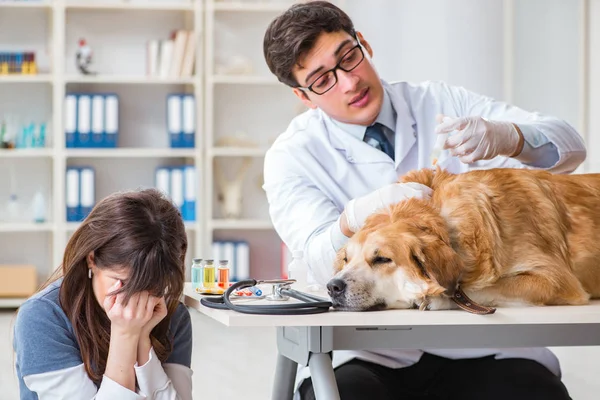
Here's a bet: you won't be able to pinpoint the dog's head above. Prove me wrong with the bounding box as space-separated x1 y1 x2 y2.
328 199 462 311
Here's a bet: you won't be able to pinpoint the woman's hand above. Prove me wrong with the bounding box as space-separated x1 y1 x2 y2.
142 296 168 336
103 280 157 392
137 296 168 366
103 280 155 338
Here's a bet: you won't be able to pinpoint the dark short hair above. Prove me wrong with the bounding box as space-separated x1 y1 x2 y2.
263 1 356 87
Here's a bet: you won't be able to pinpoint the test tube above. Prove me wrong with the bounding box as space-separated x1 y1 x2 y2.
217 260 230 289
191 258 203 291
203 259 215 289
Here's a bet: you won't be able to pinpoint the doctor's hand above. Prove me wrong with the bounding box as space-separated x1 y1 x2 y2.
435 114 524 164
342 182 433 234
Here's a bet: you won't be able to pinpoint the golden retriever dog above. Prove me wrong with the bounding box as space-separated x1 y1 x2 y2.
327 167 600 312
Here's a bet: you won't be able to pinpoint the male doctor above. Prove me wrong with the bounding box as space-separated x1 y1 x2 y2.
262 2 585 399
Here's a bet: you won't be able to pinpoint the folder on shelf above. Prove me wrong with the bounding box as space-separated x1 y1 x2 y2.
182 95 195 148
66 167 80 222
159 39 174 79
222 241 236 280
167 94 183 148
212 241 223 266
77 95 92 148
147 40 160 77
80 167 95 220
155 167 171 198
170 167 184 217
180 31 196 78
235 241 250 281
104 94 119 148
182 165 196 222
65 94 78 148
91 94 105 148
170 30 189 78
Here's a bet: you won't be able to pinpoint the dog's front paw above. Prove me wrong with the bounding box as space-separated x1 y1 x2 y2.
423 296 456 311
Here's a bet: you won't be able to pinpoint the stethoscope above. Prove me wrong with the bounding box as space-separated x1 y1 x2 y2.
200 279 333 315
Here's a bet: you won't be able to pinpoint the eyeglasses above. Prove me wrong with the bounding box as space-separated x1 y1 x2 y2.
297 44 365 95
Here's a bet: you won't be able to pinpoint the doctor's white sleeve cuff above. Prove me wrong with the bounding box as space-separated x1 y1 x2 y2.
514 124 559 168
330 214 350 251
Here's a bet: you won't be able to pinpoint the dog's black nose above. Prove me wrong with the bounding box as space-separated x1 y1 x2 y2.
327 279 347 296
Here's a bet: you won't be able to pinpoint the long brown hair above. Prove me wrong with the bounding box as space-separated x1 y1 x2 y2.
43 188 187 383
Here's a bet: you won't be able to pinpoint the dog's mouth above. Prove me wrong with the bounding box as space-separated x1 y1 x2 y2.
331 298 387 312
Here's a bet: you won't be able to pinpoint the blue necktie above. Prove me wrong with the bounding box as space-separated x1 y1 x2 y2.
364 123 394 161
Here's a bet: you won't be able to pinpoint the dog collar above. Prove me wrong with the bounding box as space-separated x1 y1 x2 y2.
451 287 496 315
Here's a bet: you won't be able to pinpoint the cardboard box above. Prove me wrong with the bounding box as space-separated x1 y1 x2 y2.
0 265 37 298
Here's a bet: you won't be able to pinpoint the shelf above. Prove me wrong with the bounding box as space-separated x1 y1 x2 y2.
210 75 279 85
0 74 52 83
210 219 273 230
0 1 51 9
0 223 54 233
65 75 195 85
0 297 28 308
213 1 290 12
66 148 197 158
0 148 53 158
67 221 197 231
210 147 267 157
65 1 194 11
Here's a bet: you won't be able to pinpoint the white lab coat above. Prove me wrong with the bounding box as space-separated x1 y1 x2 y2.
263 80 586 389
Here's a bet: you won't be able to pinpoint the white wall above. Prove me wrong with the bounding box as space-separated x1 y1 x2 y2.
346 0 505 99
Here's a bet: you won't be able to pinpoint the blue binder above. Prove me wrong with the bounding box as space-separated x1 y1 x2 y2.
181 95 195 148
182 165 196 222
167 94 183 148
104 94 119 148
65 167 80 222
76 95 92 148
91 94 104 148
65 94 78 148
79 167 95 220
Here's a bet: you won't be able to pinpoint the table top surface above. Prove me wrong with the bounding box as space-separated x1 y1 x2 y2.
183 283 600 327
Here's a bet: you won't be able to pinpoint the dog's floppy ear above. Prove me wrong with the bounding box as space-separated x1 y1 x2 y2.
408 215 462 296
411 237 461 296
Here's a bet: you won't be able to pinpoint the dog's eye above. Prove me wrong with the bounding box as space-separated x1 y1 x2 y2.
412 254 430 279
343 256 348 263
373 256 392 264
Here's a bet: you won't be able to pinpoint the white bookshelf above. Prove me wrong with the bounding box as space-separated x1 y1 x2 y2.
0 0 205 306
64 74 196 85
0 74 53 83
0 1 52 9
1 0 332 305
65 1 194 11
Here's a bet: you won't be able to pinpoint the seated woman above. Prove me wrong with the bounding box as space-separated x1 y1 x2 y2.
13 188 193 400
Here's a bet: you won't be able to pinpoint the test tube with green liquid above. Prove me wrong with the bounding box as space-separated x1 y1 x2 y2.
203 259 216 289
